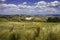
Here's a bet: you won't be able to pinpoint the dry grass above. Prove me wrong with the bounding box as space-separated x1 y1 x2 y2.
0 22 60 40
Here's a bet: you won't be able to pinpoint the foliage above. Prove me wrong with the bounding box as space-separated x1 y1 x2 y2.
47 17 60 22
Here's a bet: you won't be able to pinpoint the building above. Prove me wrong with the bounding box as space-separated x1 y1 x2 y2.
25 17 33 20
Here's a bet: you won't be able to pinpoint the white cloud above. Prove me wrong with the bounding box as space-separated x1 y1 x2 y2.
22 2 27 5
0 4 7 8
0 0 6 2
47 1 60 8
18 4 28 9
37 1 47 6
35 1 47 9
0 1 60 15
50 1 60 6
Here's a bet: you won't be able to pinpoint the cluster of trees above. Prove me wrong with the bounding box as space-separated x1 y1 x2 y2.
47 17 60 22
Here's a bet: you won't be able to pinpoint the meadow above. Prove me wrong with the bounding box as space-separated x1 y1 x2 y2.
0 22 60 40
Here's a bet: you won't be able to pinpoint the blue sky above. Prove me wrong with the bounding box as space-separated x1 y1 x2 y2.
0 0 60 15
3 0 60 5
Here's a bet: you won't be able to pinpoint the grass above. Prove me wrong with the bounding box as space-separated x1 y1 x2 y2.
0 22 60 40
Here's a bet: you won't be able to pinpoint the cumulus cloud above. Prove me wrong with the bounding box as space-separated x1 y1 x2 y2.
34 1 47 9
0 1 60 15
22 2 27 5
49 1 60 6
37 1 47 7
0 0 6 2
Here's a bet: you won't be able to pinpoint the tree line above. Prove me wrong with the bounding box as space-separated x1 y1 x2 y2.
47 17 60 22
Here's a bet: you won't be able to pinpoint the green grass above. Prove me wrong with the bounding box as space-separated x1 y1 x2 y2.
0 22 60 40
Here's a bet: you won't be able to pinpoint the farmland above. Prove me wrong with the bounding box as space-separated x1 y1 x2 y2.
0 22 60 40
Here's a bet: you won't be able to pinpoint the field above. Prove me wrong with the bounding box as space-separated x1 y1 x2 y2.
0 22 60 40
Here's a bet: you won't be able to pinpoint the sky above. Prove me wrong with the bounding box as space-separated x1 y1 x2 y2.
0 0 60 15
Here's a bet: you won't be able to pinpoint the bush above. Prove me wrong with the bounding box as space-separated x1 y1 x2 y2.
47 17 60 22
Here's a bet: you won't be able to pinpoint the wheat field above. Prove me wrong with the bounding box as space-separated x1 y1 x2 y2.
0 22 60 40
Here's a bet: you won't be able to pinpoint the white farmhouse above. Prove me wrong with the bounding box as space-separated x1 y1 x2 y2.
25 17 32 20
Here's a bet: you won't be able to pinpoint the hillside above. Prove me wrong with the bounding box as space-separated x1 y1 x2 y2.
0 15 60 22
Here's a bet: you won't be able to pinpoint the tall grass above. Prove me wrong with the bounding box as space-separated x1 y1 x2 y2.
0 22 60 40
